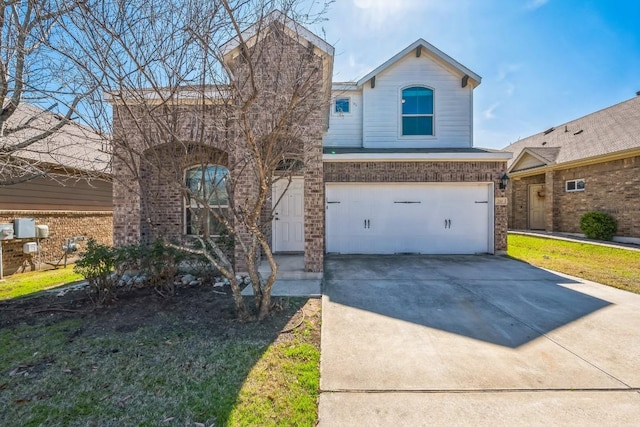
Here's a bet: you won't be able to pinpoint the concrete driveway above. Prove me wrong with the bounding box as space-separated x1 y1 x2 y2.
319 255 640 426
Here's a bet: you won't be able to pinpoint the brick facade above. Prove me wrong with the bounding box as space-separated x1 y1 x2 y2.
0 211 112 275
111 23 328 272
324 160 509 252
508 156 640 238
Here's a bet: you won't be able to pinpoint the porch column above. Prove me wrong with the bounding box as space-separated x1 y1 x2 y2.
544 170 555 232
304 134 324 272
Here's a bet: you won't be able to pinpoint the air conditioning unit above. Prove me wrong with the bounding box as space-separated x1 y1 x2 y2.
0 223 14 240
23 242 38 254
14 218 36 238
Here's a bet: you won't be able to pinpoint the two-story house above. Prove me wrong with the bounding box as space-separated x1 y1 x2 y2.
111 12 511 273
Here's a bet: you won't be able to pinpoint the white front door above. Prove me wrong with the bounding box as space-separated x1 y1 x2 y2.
326 183 493 254
273 177 305 252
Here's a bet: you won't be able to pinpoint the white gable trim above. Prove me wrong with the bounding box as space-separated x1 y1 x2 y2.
356 39 481 88
323 152 512 162
508 148 553 173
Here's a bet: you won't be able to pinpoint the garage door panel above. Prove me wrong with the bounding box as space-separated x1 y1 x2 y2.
326 183 492 254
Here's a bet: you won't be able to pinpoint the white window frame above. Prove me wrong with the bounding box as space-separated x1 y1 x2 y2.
184 164 229 236
334 97 351 115
399 85 436 139
565 178 585 192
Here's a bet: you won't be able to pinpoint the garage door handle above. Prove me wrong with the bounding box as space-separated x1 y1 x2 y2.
394 201 421 204
327 201 341 204
475 201 489 204
445 219 451 229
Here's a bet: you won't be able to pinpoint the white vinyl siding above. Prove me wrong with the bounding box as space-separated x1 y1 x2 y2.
324 90 363 147
362 53 473 148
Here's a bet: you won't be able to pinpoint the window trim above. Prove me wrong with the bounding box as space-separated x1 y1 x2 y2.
184 164 229 236
399 85 435 138
565 178 585 192
334 97 351 115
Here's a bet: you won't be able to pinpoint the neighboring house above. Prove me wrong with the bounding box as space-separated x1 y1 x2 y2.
502 95 640 244
0 103 112 276
111 13 511 273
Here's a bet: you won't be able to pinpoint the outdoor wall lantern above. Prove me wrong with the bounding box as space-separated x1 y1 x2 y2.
499 172 510 190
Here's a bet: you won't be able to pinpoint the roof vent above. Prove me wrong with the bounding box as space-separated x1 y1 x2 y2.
573 129 584 135
543 127 555 135
636 91 640 96
542 141 547 146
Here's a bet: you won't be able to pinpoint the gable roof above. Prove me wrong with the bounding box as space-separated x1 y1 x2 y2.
356 39 481 88
504 95 640 172
221 9 334 59
1 103 110 175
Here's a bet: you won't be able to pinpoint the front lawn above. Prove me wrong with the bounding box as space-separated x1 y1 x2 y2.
0 285 321 426
0 267 83 300
508 234 640 294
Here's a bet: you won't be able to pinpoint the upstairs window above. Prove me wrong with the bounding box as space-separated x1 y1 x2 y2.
401 86 434 136
335 98 350 114
185 165 229 236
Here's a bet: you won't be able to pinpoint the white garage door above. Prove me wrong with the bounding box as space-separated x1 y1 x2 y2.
325 183 493 254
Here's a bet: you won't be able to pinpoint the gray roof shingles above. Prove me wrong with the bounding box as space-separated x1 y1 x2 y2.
503 95 640 169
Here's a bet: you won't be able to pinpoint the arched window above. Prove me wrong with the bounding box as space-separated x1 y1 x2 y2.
401 86 434 136
185 165 229 236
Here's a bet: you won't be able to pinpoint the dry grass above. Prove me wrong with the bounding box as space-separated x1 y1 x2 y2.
508 234 640 294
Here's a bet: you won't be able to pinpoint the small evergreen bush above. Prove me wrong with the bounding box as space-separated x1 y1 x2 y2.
74 239 118 305
579 211 618 241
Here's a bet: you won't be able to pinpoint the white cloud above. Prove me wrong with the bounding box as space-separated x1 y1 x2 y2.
505 82 516 97
483 102 501 120
352 0 417 30
525 0 549 10
497 63 523 81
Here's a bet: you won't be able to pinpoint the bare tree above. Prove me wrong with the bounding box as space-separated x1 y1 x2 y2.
66 0 332 320
0 0 107 185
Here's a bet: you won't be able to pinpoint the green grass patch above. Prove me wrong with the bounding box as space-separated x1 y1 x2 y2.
0 297 321 426
227 332 320 426
508 234 640 294
0 267 83 300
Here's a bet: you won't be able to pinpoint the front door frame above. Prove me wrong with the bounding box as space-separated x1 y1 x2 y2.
528 183 546 230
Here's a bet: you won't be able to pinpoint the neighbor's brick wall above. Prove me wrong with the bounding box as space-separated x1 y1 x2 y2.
324 161 509 252
508 174 545 230
554 156 640 238
0 211 112 275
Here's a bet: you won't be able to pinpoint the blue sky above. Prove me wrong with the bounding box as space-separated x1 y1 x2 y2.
307 0 640 149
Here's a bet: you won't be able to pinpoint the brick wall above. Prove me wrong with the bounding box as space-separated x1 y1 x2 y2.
508 156 640 238
0 211 112 275
324 160 509 252
111 21 329 273
554 156 640 237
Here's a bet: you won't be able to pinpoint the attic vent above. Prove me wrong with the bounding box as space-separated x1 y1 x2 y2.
573 129 584 135
543 127 555 135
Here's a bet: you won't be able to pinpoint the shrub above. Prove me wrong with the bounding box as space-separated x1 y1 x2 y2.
580 211 618 241
74 239 117 305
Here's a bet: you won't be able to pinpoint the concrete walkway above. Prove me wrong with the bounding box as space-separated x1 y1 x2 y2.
319 255 640 426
